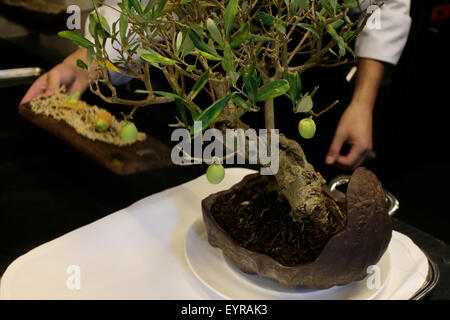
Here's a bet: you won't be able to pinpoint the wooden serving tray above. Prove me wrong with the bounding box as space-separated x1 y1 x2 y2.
18 102 173 175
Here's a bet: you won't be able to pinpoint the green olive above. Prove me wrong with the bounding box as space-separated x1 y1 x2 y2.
67 91 80 104
298 117 316 139
95 119 109 132
206 163 225 184
120 122 138 142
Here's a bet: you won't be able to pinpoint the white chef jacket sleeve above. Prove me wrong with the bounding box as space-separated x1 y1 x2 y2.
84 0 131 85
355 0 412 65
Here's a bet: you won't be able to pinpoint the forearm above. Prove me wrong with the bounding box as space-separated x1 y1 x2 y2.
62 48 86 65
351 59 385 111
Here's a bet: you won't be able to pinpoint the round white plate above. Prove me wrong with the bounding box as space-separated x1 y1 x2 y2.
185 218 391 300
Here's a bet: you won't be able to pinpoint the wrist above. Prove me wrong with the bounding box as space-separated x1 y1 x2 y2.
62 48 86 67
349 95 375 112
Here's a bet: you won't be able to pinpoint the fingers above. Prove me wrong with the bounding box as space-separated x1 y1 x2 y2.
20 74 48 105
66 80 87 96
335 145 369 171
44 69 61 97
325 130 346 165
20 64 85 105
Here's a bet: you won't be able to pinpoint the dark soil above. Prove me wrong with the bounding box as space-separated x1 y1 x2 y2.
210 175 347 267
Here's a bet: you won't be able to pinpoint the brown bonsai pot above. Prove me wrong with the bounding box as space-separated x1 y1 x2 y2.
202 167 392 290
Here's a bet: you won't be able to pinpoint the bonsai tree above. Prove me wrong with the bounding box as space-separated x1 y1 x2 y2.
59 0 378 230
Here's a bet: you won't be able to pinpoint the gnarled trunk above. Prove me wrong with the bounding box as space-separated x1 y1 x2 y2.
215 92 331 229
275 134 329 227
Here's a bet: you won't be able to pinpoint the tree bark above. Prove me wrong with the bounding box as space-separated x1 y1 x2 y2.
275 134 330 226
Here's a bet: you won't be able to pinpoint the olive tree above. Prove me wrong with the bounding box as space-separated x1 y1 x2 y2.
60 0 378 229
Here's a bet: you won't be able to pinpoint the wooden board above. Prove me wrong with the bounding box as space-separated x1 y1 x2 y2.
18 103 173 175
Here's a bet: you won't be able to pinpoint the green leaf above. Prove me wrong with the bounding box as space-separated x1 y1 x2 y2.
187 69 210 101
232 94 251 110
297 23 320 39
188 102 201 121
138 48 178 64
230 71 240 86
88 14 97 38
255 12 287 35
242 64 255 85
91 12 111 35
111 20 118 35
345 16 353 25
186 64 196 72
295 94 313 113
191 24 204 35
287 72 302 104
319 0 333 14
154 0 168 17
180 27 194 57
255 12 277 26
245 79 258 103
206 18 224 47
76 59 88 70
316 10 325 22
345 43 355 58
129 0 143 15
290 0 310 13
256 79 290 102
207 38 219 56
175 31 183 51
199 51 223 61
119 12 128 44
230 22 250 48
331 19 344 30
342 0 358 8
189 94 233 134
274 21 286 35
343 29 355 42
224 0 239 38
326 24 345 48
175 94 188 127
144 0 158 13
330 0 337 13
58 31 94 48
297 0 310 10
188 28 220 58
223 42 234 72
87 46 94 69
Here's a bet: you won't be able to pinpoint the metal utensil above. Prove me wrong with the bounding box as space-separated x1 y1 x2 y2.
0 67 44 87
328 175 400 216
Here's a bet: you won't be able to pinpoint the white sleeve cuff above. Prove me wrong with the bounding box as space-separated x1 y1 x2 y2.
355 1 412 65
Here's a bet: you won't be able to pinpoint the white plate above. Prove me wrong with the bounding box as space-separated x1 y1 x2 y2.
185 218 391 300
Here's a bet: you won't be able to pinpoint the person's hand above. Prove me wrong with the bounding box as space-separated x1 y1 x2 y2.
325 102 373 171
20 48 90 105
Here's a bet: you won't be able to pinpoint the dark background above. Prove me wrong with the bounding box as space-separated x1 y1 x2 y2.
0 0 449 295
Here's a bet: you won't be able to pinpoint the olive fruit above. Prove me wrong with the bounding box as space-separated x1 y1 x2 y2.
298 117 316 139
95 119 109 132
67 91 80 104
206 163 225 184
95 110 112 132
120 122 138 142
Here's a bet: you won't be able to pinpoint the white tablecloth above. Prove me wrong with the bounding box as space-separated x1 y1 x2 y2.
0 168 429 299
